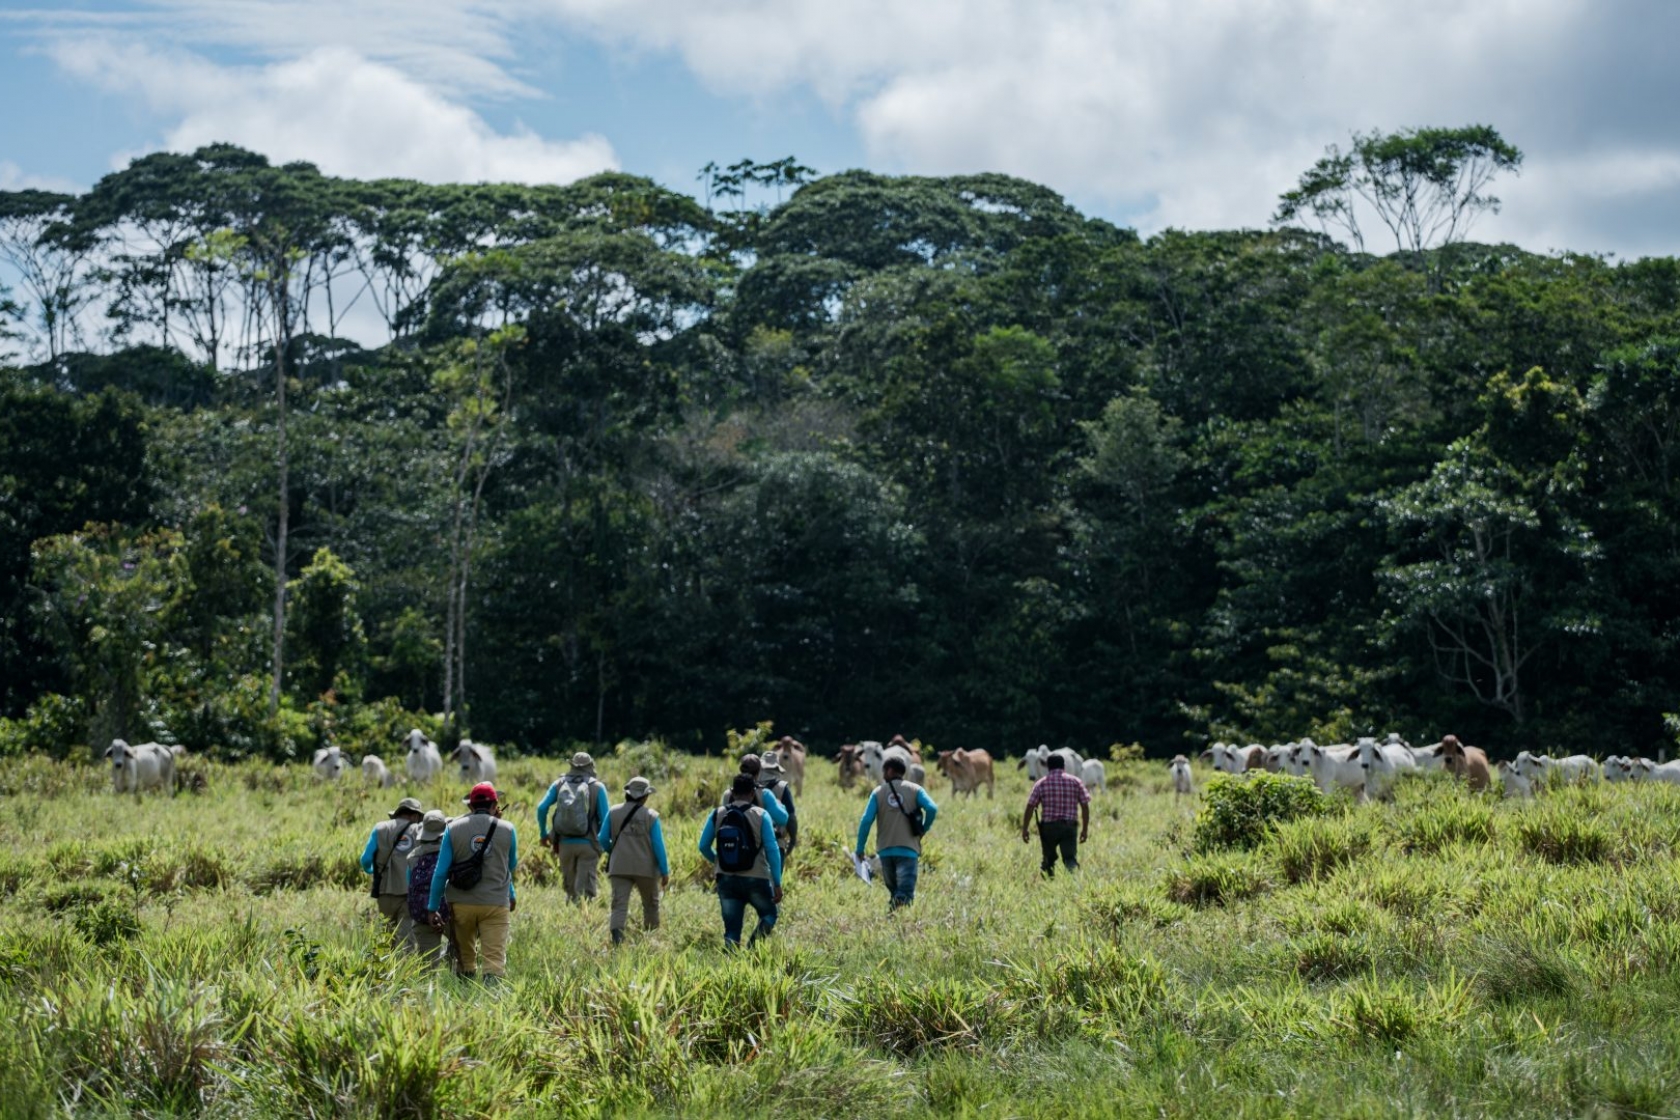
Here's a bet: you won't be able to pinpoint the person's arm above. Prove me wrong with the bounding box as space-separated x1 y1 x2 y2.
651 818 670 878
594 784 611 843
760 788 789 827
762 813 783 888
782 787 798 847
597 809 614 853
855 795 877 856
427 830 454 912
1021 781 1042 842
1079 800 1090 843
536 783 557 841
917 789 939 834
507 827 518 906
699 812 718 863
360 826 381 875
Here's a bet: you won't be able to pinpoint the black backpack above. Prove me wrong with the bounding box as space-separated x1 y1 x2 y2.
447 819 498 890
714 804 760 874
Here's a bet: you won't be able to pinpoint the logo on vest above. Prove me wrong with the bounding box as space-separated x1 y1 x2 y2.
395 835 413 852
470 834 489 851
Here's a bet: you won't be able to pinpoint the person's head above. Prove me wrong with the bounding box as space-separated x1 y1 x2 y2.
625 776 654 801
739 754 763 778
883 757 907 781
1046 753 1066 771
463 781 498 811
730 773 758 800
417 809 448 843
390 795 424 822
569 751 595 774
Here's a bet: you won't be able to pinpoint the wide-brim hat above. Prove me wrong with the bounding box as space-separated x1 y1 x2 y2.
390 796 424 818
462 781 499 806
625 775 655 800
758 751 784 773
418 809 447 840
570 751 595 770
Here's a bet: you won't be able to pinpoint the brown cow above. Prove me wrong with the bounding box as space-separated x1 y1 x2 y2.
1439 735 1491 792
774 735 808 796
935 748 996 799
1242 745 1268 772
836 744 866 791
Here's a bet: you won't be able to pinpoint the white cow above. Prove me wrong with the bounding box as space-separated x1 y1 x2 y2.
404 729 443 784
1355 736 1416 801
1304 742 1364 798
105 739 175 796
1604 755 1641 782
1081 758 1106 792
1498 759 1535 799
1514 750 1600 787
1200 743 1250 776
1169 755 1195 796
454 740 497 783
312 745 347 780
1410 741 1447 772
362 755 398 787
1020 745 1085 782
1647 760 1680 785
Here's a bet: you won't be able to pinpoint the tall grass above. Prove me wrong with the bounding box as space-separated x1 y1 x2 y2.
2 755 1679 1115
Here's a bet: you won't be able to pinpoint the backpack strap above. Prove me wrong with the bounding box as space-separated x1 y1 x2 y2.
888 779 921 832
612 801 645 846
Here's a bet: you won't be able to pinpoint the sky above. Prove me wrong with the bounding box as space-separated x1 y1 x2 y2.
3 0 1680 258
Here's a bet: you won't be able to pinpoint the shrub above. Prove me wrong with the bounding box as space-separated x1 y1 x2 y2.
1164 854 1270 908
0 693 86 759
1193 773 1329 852
610 738 690 783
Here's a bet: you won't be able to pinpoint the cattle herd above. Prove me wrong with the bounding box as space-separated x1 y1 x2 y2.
1190 733 1678 800
97 728 1677 803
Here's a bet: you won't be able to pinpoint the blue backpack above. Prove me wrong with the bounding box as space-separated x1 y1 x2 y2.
715 805 760 874
407 851 442 922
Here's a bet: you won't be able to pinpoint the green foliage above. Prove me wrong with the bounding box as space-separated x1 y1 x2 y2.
1193 773 1330 853
0 693 86 758
285 548 367 702
1268 813 1373 883
1164 853 1271 908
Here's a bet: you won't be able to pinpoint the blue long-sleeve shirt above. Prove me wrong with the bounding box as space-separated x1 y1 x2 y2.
427 824 518 911
856 787 938 859
359 827 381 875
537 778 611 843
699 805 782 887
598 811 670 876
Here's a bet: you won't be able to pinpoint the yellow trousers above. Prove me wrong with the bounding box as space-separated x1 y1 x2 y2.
450 904 511 976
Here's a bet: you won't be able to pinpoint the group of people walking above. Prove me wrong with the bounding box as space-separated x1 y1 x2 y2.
361 742 1094 976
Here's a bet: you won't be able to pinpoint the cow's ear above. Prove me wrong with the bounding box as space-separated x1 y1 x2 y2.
102 744 114 758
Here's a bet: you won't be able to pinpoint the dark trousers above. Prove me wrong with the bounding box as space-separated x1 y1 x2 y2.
716 874 777 946
1039 819 1079 876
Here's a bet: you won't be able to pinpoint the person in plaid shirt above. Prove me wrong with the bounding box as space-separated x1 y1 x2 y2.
1020 752 1090 876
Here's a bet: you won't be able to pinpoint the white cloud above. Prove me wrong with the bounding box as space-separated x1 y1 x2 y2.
48 39 617 185
0 160 82 194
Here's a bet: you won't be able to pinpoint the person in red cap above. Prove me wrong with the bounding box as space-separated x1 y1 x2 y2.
427 781 518 981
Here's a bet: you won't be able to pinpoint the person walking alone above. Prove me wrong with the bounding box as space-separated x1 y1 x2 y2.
1021 752 1090 877
361 796 424 942
537 752 610 903
700 773 783 948
599 776 669 945
855 756 938 912
428 782 517 981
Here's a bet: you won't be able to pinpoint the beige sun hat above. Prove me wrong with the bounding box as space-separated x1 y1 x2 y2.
624 776 655 800
390 796 424 818
417 809 448 841
570 751 595 770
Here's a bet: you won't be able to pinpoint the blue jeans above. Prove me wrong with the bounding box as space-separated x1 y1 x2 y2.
716 874 777 945
879 855 919 908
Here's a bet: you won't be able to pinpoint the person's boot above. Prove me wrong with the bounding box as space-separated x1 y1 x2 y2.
611 928 624 946
457 971 477 982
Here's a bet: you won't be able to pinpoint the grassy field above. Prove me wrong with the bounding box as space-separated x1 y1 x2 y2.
2 746 1679 1118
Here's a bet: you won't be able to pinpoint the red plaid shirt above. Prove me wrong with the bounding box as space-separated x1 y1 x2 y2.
1025 769 1090 822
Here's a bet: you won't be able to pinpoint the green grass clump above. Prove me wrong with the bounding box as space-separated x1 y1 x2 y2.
1394 795 1498 854
1269 813 1372 883
1164 853 1270 908
1515 811 1613 865
1193 772 1329 852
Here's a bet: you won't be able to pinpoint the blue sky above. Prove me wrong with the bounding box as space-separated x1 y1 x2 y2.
4 0 1680 258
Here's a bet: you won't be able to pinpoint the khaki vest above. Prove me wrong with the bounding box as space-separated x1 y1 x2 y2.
873 780 926 855
605 801 660 878
713 801 772 880
373 818 418 896
443 811 515 908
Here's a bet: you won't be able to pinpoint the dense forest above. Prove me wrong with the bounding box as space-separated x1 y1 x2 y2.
2 138 1679 762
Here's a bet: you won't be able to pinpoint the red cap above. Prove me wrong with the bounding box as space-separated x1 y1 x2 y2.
464 781 498 806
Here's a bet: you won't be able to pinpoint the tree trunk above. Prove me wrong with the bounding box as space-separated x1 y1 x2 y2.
268 280 290 716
